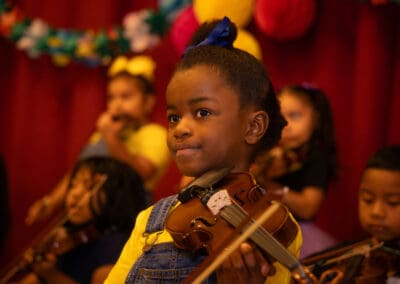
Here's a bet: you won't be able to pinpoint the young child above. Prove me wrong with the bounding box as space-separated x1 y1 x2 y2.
301 145 400 283
105 17 303 284
25 55 170 225
14 156 148 284
251 84 338 258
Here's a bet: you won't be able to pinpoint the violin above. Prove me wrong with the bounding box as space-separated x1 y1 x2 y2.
0 216 99 283
251 146 305 189
299 238 400 283
0 174 107 283
166 171 313 283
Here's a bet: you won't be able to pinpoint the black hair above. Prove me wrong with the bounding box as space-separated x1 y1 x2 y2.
279 84 338 177
68 156 148 234
365 145 400 171
177 19 286 156
109 71 154 95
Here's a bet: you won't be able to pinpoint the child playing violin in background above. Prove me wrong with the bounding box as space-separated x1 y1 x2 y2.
106 17 304 284
300 145 400 283
9 156 148 284
251 84 338 258
25 55 170 225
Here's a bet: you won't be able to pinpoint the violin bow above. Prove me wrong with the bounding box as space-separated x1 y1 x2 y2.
189 202 282 284
306 240 383 272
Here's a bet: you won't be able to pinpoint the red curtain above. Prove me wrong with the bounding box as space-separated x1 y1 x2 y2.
0 0 399 266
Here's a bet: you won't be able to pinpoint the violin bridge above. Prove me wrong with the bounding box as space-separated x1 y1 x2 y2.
206 189 232 215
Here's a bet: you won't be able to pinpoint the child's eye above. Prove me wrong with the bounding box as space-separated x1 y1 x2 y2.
360 197 374 205
387 201 400 207
386 199 400 207
196 109 211 118
167 114 180 124
287 112 302 120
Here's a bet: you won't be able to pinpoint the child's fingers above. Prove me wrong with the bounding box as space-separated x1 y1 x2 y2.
240 242 273 277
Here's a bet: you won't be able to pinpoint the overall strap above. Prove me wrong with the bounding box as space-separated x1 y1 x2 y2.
145 194 178 233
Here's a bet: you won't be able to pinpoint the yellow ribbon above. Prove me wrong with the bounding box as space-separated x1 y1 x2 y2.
108 55 156 81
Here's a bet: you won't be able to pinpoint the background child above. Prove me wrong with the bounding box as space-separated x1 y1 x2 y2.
106 17 303 284
252 84 338 258
301 145 400 283
357 144 400 282
8 156 148 284
25 55 170 225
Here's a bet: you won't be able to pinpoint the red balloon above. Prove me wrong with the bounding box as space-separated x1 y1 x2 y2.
254 0 316 40
170 6 200 56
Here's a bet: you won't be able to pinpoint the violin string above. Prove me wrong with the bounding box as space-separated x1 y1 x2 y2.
219 202 308 278
381 245 400 257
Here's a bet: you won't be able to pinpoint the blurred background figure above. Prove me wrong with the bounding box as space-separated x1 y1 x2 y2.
301 145 400 283
25 55 170 226
252 83 338 258
3 156 148 284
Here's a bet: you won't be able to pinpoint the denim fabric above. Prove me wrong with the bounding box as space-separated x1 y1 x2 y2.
125 195 216 284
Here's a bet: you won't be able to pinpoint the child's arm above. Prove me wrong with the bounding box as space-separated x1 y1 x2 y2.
281 186 325 220
19 254 78 284
25 173 70 225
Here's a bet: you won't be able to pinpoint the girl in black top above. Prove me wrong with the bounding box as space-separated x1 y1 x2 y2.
252 84 338 258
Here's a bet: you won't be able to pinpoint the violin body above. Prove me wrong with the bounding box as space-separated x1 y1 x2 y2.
166 172 299 265
252 146 305 185
301 238 400 283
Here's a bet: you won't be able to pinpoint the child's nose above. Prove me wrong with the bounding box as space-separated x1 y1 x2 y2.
371 201 386 218
69 185 85 200
108 100 122 113
173 118 192 139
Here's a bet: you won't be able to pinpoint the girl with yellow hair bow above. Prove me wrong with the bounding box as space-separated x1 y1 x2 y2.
25 55 170 226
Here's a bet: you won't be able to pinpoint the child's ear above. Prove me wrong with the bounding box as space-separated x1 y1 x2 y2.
245 111 269 145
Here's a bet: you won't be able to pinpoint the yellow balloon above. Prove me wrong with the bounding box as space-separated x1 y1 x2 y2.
193 0 254 28
234 29 262 60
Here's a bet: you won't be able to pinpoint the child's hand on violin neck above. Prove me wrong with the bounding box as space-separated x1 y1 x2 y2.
216 242 273 284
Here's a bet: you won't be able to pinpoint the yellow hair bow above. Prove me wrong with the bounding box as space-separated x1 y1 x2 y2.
108 55 156 82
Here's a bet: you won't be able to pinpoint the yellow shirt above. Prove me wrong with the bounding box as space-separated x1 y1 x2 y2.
105 202 302 284
88 123 170 191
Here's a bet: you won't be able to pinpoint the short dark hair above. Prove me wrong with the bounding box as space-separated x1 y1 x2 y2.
177 19 286 156
366 145 400 171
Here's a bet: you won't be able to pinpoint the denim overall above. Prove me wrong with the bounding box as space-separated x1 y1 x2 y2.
125 195 216 283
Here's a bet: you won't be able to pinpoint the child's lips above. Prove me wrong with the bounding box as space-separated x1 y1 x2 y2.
368 224 388 234
175 147 199 158
67 204 80 216
173 144 200 157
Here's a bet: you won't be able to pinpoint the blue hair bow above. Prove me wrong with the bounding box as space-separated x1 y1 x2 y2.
183 16 233 57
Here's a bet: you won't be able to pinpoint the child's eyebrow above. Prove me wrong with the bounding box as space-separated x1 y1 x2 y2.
166 96 218 110
359 188 374 195
384 192 400 198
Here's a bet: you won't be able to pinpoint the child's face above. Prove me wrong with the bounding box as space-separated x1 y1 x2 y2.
107 76 153 123
278 91 316 149
166 65 256 178
358 168 400 241
65 167 95 225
